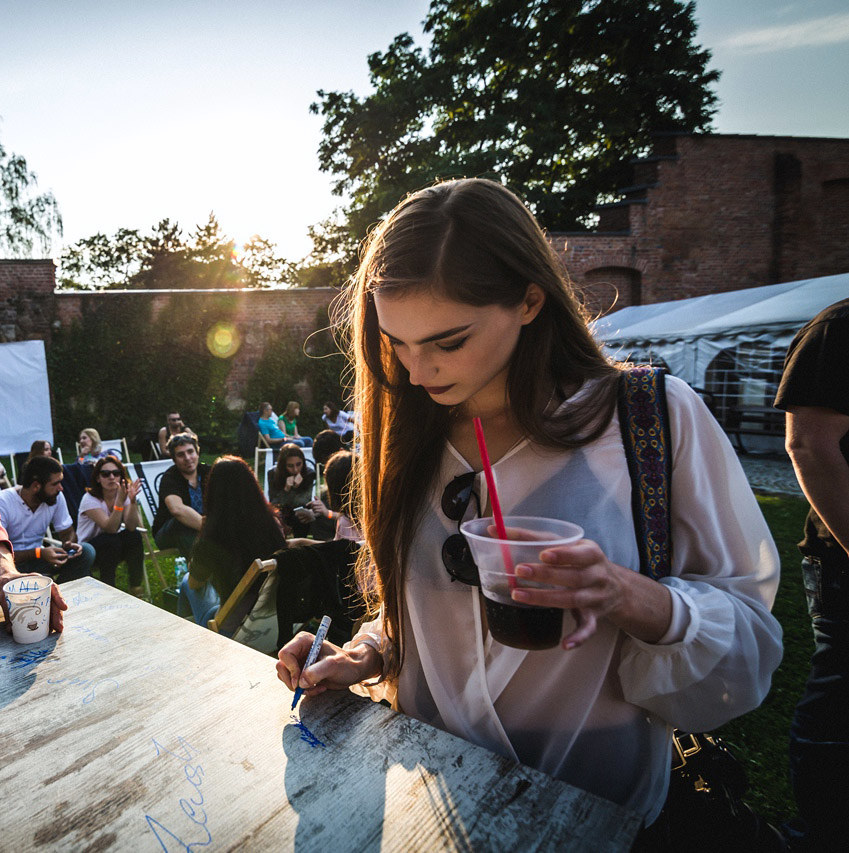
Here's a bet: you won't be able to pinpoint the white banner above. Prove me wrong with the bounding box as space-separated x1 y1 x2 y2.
0 341 53 455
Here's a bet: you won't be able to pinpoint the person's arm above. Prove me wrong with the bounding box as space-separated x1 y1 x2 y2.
157 427 168 455
164 494 203 531
276 631 382 697
53 526 83 557
786 406 849 556
124 479 142 530
0 535 68 633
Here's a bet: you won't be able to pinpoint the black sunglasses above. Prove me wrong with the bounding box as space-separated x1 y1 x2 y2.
441 472 481 586
100 469 122 478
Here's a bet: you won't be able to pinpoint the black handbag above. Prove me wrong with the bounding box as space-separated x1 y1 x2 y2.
619 368 786 852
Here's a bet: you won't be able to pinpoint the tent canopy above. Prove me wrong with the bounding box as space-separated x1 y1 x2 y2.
592 272 848 390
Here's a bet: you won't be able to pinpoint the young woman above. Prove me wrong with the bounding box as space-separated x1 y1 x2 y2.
276 178 783 829
77 428 110 464
182 456 287 631
321 401 354 442
77 456 145 595
26 440 53 462
279 401 313 448
268 444 319 539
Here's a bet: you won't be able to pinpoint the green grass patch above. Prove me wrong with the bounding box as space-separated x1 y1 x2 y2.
716 493 811 825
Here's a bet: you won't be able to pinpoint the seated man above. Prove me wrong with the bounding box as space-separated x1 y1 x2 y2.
157 410 197 457
0 456 95 582
152 433 210 557
257 402 287 447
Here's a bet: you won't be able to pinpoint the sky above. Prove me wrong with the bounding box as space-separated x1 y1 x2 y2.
1 0 848 264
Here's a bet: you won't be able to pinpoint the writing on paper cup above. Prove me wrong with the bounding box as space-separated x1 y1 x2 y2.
3 575 54 644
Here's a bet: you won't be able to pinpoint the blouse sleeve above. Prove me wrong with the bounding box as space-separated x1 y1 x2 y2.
345 608 398 703
617 376 784 732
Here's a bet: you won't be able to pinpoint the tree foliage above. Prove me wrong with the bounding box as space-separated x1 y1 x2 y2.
311 0 719 255
58 213 295 290
0 135 62 257
47 293 243 450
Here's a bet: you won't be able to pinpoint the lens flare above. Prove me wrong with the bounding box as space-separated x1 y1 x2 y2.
206 322 241 358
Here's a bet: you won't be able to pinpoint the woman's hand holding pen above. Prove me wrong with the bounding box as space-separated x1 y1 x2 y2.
508 534 672 650
276 632 381 697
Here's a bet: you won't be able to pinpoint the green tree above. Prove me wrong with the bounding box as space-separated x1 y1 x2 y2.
58 215 293 290
312 0 719 260
0 135 62 257
59 228 144 290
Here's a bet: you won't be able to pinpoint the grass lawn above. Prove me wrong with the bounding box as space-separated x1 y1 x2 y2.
110 452 813 823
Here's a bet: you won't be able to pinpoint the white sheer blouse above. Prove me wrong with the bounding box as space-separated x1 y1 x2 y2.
350 376 783 821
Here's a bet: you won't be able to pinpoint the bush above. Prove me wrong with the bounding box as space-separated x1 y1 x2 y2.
48 293 244 451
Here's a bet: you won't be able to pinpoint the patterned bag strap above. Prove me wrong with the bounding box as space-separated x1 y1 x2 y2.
617 367 673 580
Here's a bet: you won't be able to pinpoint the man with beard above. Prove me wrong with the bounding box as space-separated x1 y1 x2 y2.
0 455 95 581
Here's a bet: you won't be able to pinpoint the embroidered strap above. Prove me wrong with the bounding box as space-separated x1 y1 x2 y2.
617 367 673 580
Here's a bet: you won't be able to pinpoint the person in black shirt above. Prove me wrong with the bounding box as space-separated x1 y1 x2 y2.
152 433 210 557
774 297 849 850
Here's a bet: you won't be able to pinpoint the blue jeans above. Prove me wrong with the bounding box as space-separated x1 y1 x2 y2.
154 519 198 558
177 573 220 626
287 436 312 448
789 556 849 850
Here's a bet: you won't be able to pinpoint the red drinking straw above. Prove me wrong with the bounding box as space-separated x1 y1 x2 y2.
472 417 517 589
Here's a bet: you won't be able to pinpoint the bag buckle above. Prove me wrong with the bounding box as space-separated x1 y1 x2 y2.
671 730 716 771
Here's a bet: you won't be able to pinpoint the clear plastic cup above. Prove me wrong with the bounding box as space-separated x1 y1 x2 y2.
460 516 583 650
3 575 54 644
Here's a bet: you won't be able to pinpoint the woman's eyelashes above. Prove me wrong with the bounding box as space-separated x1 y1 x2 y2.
384 335 468 353
436 337 468 352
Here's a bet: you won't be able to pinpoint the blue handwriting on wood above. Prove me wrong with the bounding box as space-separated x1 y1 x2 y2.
145 736 212 852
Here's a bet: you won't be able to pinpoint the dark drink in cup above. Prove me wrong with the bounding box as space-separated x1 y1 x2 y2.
460 515 584 651
483 595 562 650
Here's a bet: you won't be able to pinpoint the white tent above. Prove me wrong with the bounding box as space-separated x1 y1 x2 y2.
593 272 848 391
0 341 53 455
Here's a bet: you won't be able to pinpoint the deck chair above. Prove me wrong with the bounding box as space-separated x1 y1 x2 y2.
125 459 177 588
207 558 279 654
74 437 130 463
149 440 162 460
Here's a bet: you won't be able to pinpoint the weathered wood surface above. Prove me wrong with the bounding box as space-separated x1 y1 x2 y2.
0 578 640 851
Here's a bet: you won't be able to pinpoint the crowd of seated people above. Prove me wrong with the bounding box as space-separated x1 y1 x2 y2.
1 396 363 654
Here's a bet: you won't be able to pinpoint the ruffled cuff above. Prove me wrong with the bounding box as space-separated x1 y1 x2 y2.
618 578 736 703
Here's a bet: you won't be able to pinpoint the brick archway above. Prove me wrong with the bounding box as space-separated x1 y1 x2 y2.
582 266 643 315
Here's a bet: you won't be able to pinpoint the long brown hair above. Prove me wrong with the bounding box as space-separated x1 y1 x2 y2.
195 456 286 601
341 178 620 678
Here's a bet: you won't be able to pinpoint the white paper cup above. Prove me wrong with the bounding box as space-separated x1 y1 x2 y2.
4 575 54 644
460 516 583 649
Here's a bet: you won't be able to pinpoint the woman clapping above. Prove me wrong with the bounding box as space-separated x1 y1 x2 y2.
77 457 146 596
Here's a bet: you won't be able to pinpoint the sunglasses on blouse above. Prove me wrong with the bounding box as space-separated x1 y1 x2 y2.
441 472 481 586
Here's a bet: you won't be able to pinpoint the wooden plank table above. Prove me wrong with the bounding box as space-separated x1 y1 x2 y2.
0 578 640 851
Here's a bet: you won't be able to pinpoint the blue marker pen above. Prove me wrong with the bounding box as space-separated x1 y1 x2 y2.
291 615 332 710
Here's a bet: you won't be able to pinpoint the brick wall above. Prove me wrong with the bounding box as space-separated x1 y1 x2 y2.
558 133 849 313
0 260 56 343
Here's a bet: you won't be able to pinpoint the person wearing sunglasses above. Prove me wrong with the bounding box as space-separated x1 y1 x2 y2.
77 456 145 596
276 179 783 831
